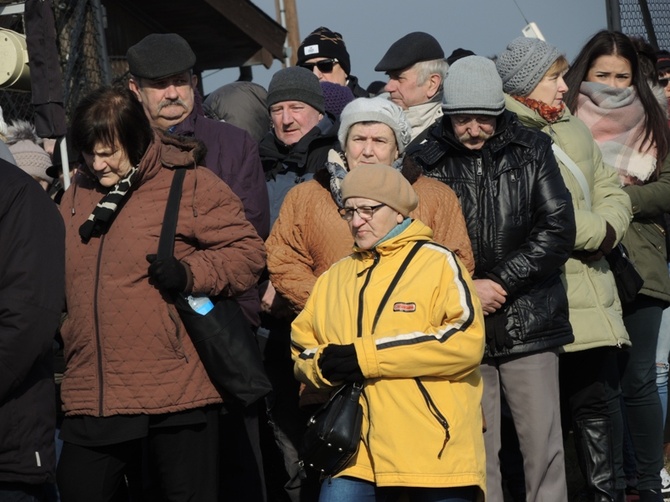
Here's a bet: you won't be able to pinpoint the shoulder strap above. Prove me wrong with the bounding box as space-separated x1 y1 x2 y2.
551 143 591 210
157 168 187 259
371 240 426 333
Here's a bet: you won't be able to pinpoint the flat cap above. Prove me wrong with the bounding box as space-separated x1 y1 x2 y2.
127 33 196 80
375 32 444 72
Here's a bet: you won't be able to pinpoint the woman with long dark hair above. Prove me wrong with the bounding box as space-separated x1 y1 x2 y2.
565 30 670 502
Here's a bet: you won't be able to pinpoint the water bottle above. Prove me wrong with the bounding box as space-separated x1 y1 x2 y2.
186 295 214 315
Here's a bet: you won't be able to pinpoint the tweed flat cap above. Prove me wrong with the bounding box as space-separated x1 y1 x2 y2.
127 33 196 80
375 32 444 72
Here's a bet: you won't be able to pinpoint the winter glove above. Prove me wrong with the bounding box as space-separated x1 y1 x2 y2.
318 344 364 383
573 222 617 262
485 309 512 353
146 254 188 292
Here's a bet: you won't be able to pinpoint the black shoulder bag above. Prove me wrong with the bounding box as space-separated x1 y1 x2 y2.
157 168 272 407
300 240 426 476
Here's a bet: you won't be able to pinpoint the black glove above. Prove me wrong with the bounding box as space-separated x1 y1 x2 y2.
485 310 512 353
318 344 364 383
573 222 617 263
146 254 188 292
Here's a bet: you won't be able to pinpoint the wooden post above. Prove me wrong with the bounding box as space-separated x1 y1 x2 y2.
283 0 300 67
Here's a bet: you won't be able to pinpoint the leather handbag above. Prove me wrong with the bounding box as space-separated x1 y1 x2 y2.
300 382 363 475
158 168 272 407
299 241 426 476
606 243 644 305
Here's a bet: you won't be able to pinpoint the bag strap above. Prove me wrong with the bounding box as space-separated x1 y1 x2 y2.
157 168 187 259
551 143 591 210
371 240 426 333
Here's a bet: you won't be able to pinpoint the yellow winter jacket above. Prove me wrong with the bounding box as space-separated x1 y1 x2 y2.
291 220 486 493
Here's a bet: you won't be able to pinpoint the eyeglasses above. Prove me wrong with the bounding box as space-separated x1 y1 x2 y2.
659 77 670 87
299 58 339 74
338 203 385 221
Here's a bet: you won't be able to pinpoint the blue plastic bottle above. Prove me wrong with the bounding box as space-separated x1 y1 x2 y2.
186 295 214 315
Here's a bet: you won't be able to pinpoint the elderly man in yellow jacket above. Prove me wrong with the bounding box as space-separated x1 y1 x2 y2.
291 163 486 501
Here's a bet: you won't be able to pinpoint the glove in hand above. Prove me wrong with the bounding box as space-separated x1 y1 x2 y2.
146 254 188 292
485 309 512 353
318 344 364 383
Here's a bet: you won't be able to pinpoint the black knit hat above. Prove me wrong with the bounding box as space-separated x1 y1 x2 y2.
297 27 351 75
375 32 444 72
446 48 476 66
267 66 325 113
127 33 196 80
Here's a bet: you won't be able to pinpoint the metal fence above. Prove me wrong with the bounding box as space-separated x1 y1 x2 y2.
616 0 670 50
0 0 109 129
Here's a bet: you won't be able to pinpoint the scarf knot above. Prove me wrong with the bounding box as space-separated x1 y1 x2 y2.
79 166 139 242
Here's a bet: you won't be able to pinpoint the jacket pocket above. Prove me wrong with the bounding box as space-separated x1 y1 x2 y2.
163 303 186 359
415 378 450 459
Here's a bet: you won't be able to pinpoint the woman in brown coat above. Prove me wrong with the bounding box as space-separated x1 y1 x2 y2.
56 87 265 502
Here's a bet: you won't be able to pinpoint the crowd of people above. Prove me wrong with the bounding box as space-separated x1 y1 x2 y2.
2 22 670 502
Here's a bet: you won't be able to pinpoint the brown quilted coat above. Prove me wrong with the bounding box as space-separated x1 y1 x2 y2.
267 174 474 313
59 133 266 416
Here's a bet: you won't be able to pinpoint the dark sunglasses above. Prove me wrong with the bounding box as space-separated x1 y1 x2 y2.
299 58 339 73
659 77 670 87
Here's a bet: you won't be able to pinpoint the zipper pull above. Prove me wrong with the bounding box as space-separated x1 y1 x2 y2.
476 159 483 176
437 428 451 459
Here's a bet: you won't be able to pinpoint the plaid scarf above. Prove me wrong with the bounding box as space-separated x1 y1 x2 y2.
79 166 139 242
576 82 657 184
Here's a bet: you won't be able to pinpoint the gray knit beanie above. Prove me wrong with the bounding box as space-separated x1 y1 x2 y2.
337 97 411 154
267 66 325 114
496 37 561 96
442 56 505 116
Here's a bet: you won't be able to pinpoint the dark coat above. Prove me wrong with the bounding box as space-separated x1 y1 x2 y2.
347 74 370 98
173 106 270 327
411 111 576 358
172 107 270 240
259 115 339 226
0 160 64 484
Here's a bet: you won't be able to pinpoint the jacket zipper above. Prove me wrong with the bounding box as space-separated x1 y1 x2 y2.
415 378 450 459
356 253 379 338
94 234 106 416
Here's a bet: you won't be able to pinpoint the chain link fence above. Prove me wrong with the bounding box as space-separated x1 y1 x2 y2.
618 0 670 50
0 0 108 129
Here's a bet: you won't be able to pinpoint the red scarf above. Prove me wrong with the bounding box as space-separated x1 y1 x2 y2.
513 96 565 123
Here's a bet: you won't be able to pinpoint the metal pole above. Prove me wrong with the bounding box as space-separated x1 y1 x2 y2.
638 0 659 49
606 0 621 31
90 0 111 85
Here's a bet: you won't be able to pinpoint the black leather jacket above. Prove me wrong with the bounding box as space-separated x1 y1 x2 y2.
411 111 576 358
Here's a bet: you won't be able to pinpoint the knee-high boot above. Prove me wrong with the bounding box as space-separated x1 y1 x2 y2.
574 418 626 502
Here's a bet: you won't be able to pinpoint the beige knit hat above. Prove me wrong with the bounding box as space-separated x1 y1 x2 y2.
340 163 418 216
8 139 53 182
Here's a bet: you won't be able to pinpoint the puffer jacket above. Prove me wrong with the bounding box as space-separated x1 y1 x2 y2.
411 111 576 358
506 96 632 352
59 132 266 417
0 160 64 484
292 220 486 492
267 166 474 313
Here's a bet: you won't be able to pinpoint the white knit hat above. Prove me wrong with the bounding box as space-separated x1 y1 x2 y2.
338 97 411 153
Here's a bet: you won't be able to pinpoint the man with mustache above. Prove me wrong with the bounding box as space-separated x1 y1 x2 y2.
127 33 270 501
410 56 577 502
127 34 269 245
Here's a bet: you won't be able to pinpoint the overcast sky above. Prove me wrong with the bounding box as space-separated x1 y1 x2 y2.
201 0 610 94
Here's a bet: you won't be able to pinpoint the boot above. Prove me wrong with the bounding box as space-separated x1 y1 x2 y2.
573 418 626 502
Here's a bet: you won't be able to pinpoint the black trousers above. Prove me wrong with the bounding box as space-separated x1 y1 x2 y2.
57 409 219 502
